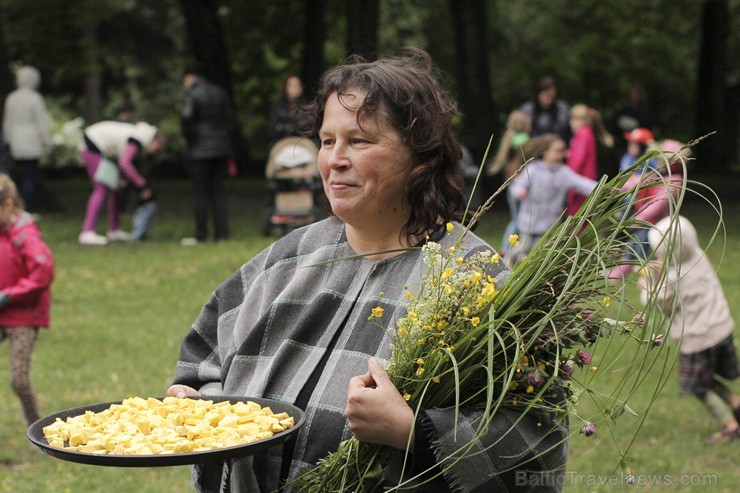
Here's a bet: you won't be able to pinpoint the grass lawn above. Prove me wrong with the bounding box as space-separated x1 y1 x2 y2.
1 175 738 492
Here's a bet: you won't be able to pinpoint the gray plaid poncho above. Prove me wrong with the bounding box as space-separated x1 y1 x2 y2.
172 217 567 492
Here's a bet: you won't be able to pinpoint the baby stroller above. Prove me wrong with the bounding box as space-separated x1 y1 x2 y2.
263 136 323 236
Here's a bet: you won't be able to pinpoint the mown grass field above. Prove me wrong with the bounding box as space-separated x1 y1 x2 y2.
1 175 738 492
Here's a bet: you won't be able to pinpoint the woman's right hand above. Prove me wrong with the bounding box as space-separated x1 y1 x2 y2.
167 384 201 398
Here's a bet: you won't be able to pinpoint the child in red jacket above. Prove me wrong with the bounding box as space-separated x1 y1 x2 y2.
0 173 54 426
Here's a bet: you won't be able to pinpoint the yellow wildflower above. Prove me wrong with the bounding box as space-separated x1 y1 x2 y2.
591 366 598 373
449 246 456 253
416 367 425 376
471 271 483 283
603 296 612 308
370 306 384 318
397 328 408 336
526 385 534 394
508 234 520 246
442 267 454 280
403 393 411 401
432 376 441 384
444 284 452 294
406 291 415 301
462 307 470 316
470 317 481 327
481 283 496 300
418 339 426 345
456 256 464 265
416 358 425 365
446 222 454 232
490 253 500 264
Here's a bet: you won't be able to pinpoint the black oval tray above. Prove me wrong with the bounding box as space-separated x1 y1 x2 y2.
27 395 305 467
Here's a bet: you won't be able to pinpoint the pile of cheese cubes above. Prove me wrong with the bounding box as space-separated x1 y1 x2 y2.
42 396 295 455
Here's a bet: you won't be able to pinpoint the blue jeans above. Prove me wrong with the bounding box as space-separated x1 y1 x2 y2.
132 201 157 240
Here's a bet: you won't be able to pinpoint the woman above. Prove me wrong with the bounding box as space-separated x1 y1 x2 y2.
78 121 163 245
2 66 54 212
169 49 568 492
518 76 571 142
268 75 304 147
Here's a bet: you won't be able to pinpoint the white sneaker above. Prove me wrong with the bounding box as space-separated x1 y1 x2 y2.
107 230 132 241
180 237 200 246
79 231 109 246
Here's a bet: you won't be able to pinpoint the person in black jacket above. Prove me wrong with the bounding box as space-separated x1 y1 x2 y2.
180 63 235 245
268 75 304 147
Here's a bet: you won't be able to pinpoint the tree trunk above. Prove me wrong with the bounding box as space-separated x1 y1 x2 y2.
180 0 250 169
346 0 379 61
694 0 730 173
0 4 14 113
83 24 103 123
448 0 495 162
179 0 233 94
300 0 327 99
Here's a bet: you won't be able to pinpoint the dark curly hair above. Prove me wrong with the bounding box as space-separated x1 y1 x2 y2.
301 47 465 242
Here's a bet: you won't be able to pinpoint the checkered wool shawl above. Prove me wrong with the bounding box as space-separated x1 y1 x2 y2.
173 217 568 493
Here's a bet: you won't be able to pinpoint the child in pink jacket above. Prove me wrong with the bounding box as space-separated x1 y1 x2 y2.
0 173 54 426
566 104 614 216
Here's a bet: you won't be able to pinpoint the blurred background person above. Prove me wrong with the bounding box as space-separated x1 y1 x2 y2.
613 82 654 155
180 63 235 246
78 121 163 245
566 103 614 216
508 134 597 263
518 75 571 142
486 109 531 253
2 66 54 213
641 215 740 444
268 75 304 147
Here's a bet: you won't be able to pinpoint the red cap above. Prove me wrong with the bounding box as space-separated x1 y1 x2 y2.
623 127 654 143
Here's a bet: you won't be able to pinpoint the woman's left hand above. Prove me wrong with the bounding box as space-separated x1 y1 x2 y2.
345 358 415 451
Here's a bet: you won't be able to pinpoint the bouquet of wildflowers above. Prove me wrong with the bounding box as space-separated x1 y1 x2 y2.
293 146 699 492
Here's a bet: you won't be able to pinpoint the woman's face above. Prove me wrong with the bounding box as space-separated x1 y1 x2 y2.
537 86 556 108
542 139 566 164
318 91 414 230
285 76 303 100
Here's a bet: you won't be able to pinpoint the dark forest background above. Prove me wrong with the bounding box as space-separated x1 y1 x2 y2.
0 0 737 179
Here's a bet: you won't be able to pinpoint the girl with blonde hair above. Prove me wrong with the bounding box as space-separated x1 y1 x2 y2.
566 103 613 216
0 173 54 426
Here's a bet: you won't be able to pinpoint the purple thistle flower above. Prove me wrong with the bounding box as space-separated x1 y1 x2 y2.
581 421 597 437
559 363 574 380
575 349 592 368
583 327 598 343
527 370 545 387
